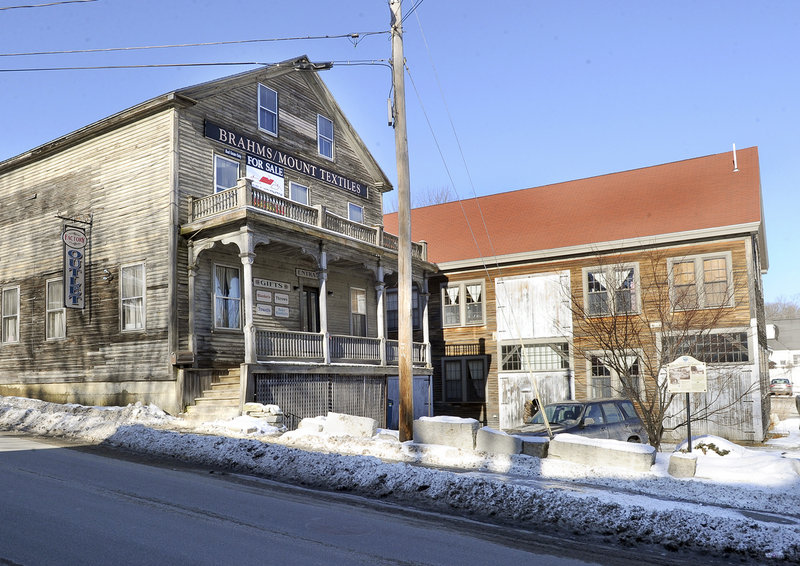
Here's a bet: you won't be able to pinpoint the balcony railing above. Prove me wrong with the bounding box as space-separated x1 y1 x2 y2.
189 180 427 260
255 328 428 367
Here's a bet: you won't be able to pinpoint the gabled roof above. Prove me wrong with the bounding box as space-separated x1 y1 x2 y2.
384 147 766 269
0 56 393 191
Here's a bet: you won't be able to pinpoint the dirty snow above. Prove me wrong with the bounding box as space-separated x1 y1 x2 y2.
1 395 799 562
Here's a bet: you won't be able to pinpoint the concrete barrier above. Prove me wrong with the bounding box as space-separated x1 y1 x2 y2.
413 417 480 450
476 427 522 455
668 452 697 477
324 412 378 438
519 437 549 458
548 434 655 472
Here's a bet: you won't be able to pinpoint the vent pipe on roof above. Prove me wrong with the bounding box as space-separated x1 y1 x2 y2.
732 143 739 172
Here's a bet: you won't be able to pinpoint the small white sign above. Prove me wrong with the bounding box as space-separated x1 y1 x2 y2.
256 290 272 303
274 306 290 318
296 268 319 279
253 278 290 291
274 293 289 305
256 304 273 316
667 356 708 393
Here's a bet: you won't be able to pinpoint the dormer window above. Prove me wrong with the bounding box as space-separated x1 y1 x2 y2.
258 84 278 136
317 114 334 160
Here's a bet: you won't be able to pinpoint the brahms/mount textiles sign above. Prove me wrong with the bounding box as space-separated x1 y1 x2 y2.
204 121 368 199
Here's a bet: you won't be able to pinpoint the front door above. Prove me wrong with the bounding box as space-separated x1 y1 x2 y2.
302 287 320 333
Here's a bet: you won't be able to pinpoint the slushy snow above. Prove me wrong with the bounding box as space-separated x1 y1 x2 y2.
1 395 798 562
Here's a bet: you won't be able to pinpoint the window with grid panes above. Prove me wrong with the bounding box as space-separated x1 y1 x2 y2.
668 254 732 310
500 342 569 371
443 357 486 402
590 355 612 398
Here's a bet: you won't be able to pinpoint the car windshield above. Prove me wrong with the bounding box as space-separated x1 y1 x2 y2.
530 403 584 425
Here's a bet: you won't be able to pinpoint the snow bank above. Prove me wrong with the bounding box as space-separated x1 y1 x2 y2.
1 395 799 562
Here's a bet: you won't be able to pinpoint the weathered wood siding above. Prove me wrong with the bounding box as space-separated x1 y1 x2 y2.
0 110 177 407
173 68 391 360
431 237 765 436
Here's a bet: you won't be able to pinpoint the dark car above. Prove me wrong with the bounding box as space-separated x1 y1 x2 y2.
510 398 649 444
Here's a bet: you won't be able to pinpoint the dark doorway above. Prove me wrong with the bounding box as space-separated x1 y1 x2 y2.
302 287 320 333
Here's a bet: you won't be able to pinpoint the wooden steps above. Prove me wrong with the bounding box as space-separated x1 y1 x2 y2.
181 368 241 422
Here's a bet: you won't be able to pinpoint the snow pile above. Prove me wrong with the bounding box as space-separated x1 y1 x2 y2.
1 395 799 562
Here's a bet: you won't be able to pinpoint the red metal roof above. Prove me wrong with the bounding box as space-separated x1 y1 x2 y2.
384 147 763 265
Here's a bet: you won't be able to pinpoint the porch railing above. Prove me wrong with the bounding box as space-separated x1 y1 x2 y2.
256 329 324 359
385 339 428 365
329 334 382 362
188 180 427 261
255 328 427 367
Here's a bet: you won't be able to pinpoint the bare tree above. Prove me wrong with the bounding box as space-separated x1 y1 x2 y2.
765 296 800 320
566 250 759 450
383 186 454 214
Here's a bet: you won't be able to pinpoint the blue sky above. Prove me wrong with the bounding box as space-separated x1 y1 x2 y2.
1 1 798 302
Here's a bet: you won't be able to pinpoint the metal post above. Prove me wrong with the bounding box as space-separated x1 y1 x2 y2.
686 392 692 453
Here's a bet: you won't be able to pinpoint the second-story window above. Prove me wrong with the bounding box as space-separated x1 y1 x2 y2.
668 253 732 310
290 182 309 205
258 84 278 136
348 203 364 224
317 114 334 160
583 264 639 316
214 154 239 193
442 281 484 327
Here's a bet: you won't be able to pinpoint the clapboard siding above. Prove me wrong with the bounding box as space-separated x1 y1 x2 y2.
0 110 175 399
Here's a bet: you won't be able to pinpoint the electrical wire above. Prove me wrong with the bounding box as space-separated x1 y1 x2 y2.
0 0 96 10
0 58 392 73
0 31 390 58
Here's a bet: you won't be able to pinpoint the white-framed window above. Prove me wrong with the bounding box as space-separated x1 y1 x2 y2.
290 182 309 205
500 341 569 372
350 287 367 337
317 114 334 160
794 354 800 366
442 280 484 327
386 286 420 332
668 252 733 310
348 202 364 224
583 264 639 316
587 353 642 399
121 263 146 331
46 279 66 340
258 83 278 136
214 264 241 330
214 154 240 193
1 286 19 344
442 356 487 402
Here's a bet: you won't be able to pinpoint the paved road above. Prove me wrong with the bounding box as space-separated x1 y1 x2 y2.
0 433 610 566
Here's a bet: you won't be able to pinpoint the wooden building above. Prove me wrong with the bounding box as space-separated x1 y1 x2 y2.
385 148 771 442
0 56 435 426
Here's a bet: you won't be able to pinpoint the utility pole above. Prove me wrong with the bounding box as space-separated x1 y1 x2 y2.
390 0 413 441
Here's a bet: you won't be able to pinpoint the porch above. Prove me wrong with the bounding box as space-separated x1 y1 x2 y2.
256 329 429 366
187 178 427 261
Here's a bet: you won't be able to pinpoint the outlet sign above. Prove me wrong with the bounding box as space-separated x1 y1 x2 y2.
62 226 87 309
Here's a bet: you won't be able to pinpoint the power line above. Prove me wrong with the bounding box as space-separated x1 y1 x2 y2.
0 31 390 58
0 0 96 10
0 58 392 73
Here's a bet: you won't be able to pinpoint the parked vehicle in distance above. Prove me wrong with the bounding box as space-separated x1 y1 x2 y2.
509 398 649 444
769 378 793 396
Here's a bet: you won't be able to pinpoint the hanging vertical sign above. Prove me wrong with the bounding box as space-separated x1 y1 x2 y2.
62 226 87 309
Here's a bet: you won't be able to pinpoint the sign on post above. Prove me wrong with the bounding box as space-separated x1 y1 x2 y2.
667 356 707 393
